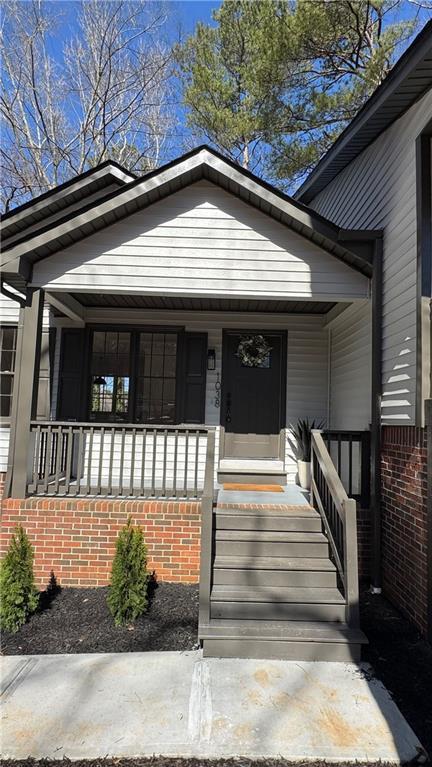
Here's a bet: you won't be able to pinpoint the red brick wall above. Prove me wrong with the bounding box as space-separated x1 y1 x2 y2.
1 498 201 587
381 426 428 634
0 471 6 499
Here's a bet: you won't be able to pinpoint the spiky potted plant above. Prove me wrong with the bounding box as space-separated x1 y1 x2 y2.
287 418 324 490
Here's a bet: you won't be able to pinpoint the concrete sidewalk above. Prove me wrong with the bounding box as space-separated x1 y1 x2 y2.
0 651 424 763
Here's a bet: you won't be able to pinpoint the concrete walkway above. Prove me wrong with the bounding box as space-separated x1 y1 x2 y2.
0 651 424 763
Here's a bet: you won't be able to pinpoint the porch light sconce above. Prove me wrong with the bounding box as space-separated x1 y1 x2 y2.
207 349 216 371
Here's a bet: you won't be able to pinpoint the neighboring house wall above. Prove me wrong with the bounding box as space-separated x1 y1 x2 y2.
0 293 52 474
31 180 369 301
0 294 20 474
309 88 432 426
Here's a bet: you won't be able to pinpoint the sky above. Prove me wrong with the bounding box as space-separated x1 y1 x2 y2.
3 0 431 201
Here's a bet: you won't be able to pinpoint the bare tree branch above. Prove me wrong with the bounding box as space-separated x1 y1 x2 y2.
1 0 174 210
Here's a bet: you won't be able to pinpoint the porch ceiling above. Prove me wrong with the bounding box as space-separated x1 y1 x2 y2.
69 293 336 314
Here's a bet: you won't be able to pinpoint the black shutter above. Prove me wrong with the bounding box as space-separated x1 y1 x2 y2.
181 332 207 424
57 328 88 420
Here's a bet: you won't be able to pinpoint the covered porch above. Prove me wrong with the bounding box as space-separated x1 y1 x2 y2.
5 289 372 510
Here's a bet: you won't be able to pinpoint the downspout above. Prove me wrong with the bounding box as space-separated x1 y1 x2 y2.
370 237 383 592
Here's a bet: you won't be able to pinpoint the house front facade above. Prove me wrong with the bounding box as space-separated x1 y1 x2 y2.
1 22 431 656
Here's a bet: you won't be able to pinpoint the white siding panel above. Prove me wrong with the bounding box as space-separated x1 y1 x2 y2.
329 302 372 430
310 88 432 424
0 426 10 473
0 293 20 324
32 181 369 301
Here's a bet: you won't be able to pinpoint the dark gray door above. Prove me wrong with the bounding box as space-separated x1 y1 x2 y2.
222 331 286 434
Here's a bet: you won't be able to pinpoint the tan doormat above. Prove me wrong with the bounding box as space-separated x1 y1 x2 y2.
223 483 283 492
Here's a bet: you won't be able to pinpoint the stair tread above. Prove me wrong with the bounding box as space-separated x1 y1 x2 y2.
215 506 317 517
211 585 345 604
199 619 367 644
214 556 336 571
215 530 327 542
219 459 284 472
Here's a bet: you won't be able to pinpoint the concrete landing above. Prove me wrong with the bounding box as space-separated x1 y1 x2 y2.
217 484 310 507
0 651 424 763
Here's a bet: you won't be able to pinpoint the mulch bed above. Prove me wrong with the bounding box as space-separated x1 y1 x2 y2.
0 760 401 767
1 581 431 764
1 581 199 655
360 586 432 759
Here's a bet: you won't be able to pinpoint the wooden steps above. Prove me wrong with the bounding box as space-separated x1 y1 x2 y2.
200 620 367 662
199 498 367 661
217 458 287 485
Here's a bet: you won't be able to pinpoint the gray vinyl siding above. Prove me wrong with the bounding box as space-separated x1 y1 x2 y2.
309 88 432 425
32 181 369 301
328 302 372 430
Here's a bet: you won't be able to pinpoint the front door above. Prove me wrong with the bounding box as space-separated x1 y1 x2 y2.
222 331 286 435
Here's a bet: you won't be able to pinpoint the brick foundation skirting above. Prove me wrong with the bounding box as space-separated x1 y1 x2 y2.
381 425 428 635
1 498 201 587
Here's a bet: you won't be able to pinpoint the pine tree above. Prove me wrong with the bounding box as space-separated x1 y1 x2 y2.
0 525 39 633
176 0 420 185
108 518 149 626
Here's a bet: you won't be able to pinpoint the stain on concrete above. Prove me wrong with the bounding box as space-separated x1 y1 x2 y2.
233 723 254 742
318 706 360 747
253 668 271 688
253 666 281 689
246 688 265 707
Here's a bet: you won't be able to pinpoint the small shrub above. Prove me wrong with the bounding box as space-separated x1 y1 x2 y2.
0 525 39 633
108 517 149 626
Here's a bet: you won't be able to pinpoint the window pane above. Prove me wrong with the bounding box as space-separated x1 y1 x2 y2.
0 327 17 418
1 351 14 373
136 332 177 424
0 395 12 418
151 354 164 377
164 354 176 378
152 336 165 355
93 331 106 353
89 331 131 420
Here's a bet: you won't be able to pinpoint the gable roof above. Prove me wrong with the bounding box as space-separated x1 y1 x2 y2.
1 160 136 243
296 20 432 204
0 146 380 292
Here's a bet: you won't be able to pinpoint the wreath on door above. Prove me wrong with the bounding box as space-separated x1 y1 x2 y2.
236 335 272 367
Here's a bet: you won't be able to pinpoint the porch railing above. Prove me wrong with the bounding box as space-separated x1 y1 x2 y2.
27 421 215 500
311 430 360 627
322 429 371 509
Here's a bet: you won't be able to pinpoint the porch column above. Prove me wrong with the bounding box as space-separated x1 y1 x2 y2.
6 288 44 498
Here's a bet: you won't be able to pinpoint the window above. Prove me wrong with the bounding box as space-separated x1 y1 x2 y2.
88 329 178 423
136 332 177 423
0 326 17 418
90 331 131 421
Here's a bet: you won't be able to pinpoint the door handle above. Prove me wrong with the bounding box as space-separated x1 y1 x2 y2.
226 392 232 423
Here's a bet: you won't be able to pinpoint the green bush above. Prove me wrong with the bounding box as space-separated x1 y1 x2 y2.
0 525 39 633
108 517 149 626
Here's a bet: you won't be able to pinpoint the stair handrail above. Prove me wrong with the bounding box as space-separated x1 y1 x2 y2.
311 430 360 628
198 428 216 628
